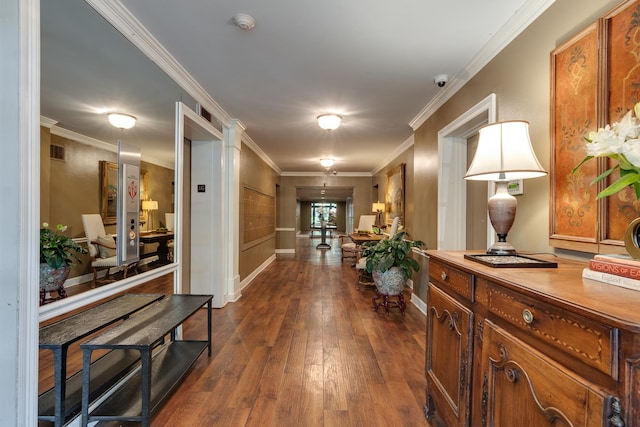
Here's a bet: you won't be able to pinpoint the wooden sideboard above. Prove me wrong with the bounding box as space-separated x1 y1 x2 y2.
424 250 640 427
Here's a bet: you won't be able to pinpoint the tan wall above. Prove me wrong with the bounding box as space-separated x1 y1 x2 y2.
379 0 621 302
239 142 280 280
372 146 414 236
278 175 373 250
41 128 175 279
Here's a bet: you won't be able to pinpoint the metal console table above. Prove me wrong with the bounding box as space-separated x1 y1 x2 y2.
80 294 212 427
38 293 165 427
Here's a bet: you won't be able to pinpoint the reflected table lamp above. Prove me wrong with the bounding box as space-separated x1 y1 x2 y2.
464 121 547 255
372 202 385 227
142 200 158 231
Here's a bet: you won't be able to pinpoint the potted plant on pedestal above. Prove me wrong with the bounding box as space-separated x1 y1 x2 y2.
362 231 424 296
40 223 87 305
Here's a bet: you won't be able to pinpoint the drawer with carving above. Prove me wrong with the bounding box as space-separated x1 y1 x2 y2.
428 258 473 301
486 283 617 378
481 319 621 427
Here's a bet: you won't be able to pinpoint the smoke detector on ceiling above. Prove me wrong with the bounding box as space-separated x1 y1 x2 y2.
233 13 256 30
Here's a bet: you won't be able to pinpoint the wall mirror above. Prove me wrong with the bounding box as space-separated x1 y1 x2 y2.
40 0 196 312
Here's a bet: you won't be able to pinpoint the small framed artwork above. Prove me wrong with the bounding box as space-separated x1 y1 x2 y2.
385 163 405 225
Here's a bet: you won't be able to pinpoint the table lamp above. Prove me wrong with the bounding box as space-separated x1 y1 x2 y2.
464 121 547 254
142 200 158 231
372 201 385 227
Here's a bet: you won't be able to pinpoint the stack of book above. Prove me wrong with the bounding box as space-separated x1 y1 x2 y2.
582 254 640 291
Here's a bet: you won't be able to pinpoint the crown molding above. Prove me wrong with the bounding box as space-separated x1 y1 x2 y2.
371 134 414 176
241 133 282 175
50 125 174 169
86 0 235 130
280 171 372 177
40 116 58 128
409 0 555 130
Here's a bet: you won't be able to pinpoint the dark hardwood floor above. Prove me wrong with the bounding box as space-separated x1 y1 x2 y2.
39 234 428 426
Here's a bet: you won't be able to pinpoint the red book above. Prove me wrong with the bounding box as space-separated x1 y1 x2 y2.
589 258 640 280
593 253 640 267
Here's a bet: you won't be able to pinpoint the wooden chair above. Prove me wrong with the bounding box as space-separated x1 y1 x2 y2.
340 214 377 262
165 213 175 262
81 214 137 288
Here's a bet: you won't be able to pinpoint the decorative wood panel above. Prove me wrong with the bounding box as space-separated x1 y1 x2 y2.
243 186 275 245
604 0 640 244
550 0 640 254
550 22 602 252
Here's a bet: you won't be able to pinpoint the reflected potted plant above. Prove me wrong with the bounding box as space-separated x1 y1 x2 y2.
40 223 87 304
362 231 424 295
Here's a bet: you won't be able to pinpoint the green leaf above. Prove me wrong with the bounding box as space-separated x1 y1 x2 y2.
597 172 640 198
572 156 594 174
589 165 618 185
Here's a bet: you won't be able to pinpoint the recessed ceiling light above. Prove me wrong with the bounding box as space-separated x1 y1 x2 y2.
320 158 334 168
317 113 342 130
233 13 256 30
107 113 136 129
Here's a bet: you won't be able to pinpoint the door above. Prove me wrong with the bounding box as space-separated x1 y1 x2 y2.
466 134 488 250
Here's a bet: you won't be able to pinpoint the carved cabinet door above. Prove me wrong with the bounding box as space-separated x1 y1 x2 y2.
425 284 474 427
480 319 614 427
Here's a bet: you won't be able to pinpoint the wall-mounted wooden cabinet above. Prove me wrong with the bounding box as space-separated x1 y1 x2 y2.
425 250 637 427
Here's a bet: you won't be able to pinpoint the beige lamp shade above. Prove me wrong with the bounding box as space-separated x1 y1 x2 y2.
464 121 546 181
142 200 158 211
372 202 385 212
463 120 546 255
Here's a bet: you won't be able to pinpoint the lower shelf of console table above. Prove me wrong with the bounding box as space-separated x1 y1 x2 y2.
80 294 212 427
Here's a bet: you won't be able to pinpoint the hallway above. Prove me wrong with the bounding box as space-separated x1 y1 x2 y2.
40 234 428 426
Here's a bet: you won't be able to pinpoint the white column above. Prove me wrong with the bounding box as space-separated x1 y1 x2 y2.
223 120 242 301
3 0 40 423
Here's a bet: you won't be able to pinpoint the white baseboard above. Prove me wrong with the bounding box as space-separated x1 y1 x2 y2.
64 257 158 288
240 254 276 291
275 249 295 254
410 293 426 315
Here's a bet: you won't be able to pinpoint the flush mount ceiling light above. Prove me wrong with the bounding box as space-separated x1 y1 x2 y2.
320 158 334 168
317 113 342 130
233 13 256 30
107 113 136 129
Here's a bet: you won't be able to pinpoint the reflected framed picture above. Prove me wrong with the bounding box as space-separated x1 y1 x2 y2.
385 163 404 225
100 160 147 225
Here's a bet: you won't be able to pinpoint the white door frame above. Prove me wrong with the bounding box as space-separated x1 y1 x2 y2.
176 102 227 306
437 93 497 250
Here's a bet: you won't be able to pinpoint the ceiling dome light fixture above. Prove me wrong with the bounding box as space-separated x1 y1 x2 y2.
108 113 136 129
233 13 256 30
317 113 342 130
320 158 334 168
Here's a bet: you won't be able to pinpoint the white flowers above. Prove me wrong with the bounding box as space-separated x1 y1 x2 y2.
574 102 640 199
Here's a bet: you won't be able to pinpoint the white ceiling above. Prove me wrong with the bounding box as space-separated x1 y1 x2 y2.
41 0 552 174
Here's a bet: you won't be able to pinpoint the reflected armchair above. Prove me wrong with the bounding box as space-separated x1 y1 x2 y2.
81 214 137 288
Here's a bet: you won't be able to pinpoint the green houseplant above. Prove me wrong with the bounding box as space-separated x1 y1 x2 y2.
40 223 87 268
40 223 87 304
362 231 424 294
